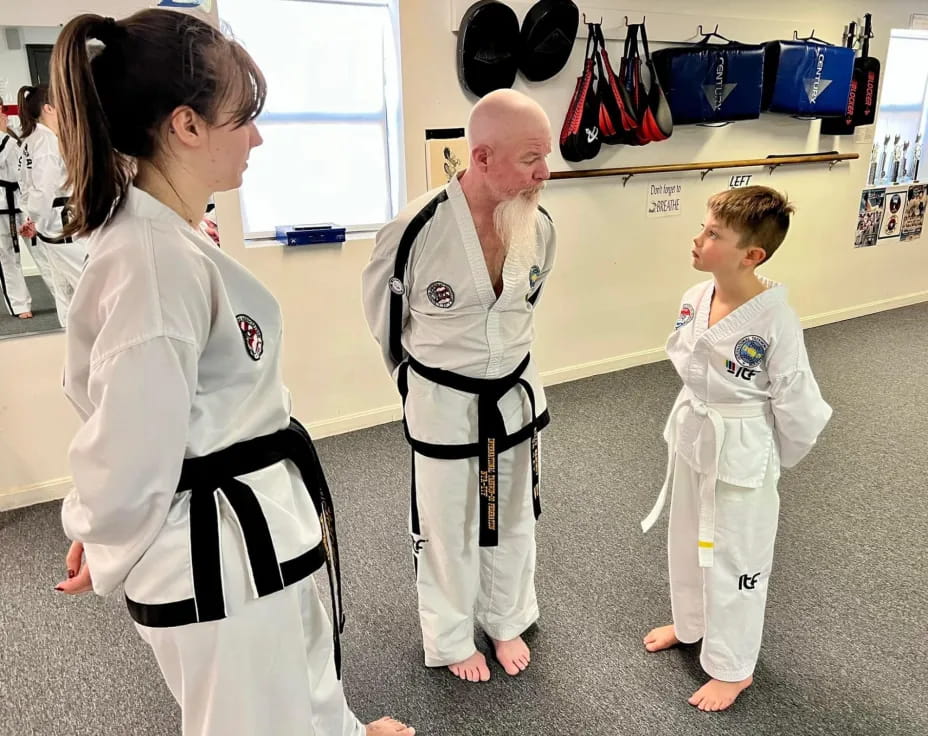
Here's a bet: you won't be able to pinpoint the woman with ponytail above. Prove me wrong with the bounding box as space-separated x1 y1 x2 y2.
15 84 87 326
50 10 414 736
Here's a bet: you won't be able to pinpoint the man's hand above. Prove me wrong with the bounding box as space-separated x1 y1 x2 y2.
55 541 93 594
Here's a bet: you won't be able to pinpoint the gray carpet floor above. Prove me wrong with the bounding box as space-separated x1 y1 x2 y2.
1 303 926 736
0 275 61 339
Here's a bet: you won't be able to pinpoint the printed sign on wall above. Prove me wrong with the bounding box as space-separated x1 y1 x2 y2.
647 181 684 218
901 184 927 242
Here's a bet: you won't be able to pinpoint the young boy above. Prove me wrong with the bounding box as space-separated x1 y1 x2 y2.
641 186 832 711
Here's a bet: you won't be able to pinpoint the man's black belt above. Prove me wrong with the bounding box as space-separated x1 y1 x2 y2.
398 353 549 547
125 417 346 678
0 179 19 252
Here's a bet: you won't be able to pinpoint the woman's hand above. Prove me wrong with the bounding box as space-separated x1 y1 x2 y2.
18 220 36 239
55 541 93 594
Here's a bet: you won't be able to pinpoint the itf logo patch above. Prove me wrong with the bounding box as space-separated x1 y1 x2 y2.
734 335 768 369
726 359 758 382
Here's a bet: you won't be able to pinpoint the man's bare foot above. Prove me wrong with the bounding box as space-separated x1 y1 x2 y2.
366 716 415 735
448 651 491 682
492 635 530 676
643 624 680 652
17 312 33 319
688 676 753 712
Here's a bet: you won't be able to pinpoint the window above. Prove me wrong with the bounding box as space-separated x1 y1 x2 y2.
870 30 928 185
219 0 404 239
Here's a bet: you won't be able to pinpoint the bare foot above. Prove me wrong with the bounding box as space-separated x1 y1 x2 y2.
366 716 415 735
448 651 491 683
492 635 531 676
688 676 753 712
17 312 33 319
643 624 680 652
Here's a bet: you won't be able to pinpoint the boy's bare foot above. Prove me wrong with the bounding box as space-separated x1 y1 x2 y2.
17 312 33 319
448 651 491 682
688 676 753 711
643 624 680 652
491 635 530 675
366 717 415 735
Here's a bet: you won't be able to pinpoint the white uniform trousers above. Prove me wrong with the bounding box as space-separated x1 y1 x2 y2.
668 455 779 682
43 239 86 326
412 436 539 667
0 229 31 315
134 520 364 736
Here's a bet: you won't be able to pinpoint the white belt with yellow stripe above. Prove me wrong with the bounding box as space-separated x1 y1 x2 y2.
641 393 769 567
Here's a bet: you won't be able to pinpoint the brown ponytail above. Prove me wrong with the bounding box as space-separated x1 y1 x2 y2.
17 85 48 140
52 9 266 238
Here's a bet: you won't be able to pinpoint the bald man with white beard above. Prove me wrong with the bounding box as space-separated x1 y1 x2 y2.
362 90 556 682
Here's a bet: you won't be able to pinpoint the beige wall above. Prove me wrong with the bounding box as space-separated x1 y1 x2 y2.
2 0 926 507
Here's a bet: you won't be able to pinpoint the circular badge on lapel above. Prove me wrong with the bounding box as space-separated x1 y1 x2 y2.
426 281 455 309
389 277 406 295
457 1 520 98
529 265 542 286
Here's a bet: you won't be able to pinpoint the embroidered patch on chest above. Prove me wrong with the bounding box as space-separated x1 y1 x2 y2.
236 314 264 361
734 335 768 368
426 281 455 308
725 360 758 382
529 265 541 287
675 303 695 330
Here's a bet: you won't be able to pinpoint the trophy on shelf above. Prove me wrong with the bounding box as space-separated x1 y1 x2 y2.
901 140 911 182
914 133 923 182
868 140 880 185
877 134 891 184
891 134 902 185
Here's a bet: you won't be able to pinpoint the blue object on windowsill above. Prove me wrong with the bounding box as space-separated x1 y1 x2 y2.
275 223 347 246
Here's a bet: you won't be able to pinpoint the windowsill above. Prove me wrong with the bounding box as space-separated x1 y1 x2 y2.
241 226 380 249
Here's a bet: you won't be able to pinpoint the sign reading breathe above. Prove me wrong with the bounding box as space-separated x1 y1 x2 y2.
647 181 683 218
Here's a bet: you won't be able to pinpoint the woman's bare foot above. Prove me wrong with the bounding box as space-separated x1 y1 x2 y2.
492 635 531 675
643 625 680 652
366 716 415 735
688 676 753 711
448 651 491 682
17 311 33 319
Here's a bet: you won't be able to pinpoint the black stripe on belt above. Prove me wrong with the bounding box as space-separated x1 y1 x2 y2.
124 417 346 678
398 354 547 547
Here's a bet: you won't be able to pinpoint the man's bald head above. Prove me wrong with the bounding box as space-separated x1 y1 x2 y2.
464 89 552 205
467 89 551 150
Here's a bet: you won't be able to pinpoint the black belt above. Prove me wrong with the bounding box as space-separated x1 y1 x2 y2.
398 354 549 547
37 196 73 245
125 418 346 678
0 180 19 252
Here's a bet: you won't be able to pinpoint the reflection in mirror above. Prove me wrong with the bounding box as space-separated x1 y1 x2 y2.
0 24 87 340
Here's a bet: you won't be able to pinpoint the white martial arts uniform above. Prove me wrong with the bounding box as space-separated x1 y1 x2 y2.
18 123 87 326
61 187 363 736
362 173 557 667
642 277 832 681
0 133 32 315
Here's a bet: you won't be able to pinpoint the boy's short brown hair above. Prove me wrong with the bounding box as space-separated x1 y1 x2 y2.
707 186 795 264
